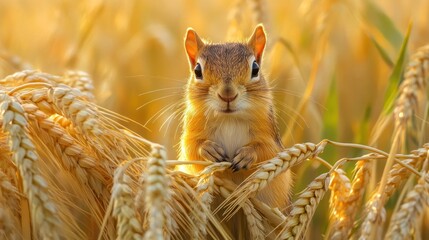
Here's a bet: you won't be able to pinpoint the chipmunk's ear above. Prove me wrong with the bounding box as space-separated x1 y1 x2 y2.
248 24 266 64
185 28 204 67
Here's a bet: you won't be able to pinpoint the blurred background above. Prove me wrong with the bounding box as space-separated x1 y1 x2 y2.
1 0 429 236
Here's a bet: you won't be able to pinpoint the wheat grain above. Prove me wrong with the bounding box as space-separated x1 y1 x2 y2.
0 92 61 239
277 172 330 240
17 88 56 115
111 166 144 240
386 173 429 239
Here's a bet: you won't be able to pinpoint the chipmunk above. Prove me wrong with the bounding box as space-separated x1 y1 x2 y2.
179 25 292 238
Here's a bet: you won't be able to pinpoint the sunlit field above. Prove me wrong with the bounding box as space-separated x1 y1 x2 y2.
1 0 429 239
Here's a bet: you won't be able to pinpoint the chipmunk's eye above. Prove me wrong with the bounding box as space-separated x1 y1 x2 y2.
194 63 203 80
251 61 259 78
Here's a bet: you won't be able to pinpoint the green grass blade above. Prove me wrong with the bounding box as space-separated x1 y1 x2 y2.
381 22 412 115
364 0 403 49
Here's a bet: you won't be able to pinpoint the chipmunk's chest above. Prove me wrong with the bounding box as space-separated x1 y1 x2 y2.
212 119 250 159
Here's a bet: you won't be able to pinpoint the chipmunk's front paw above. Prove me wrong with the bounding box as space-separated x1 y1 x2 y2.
199 140 227 162
231 146 257 172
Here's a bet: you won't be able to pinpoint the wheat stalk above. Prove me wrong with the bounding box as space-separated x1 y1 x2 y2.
276 172 330 240
223 142 326 218
0 92 61 239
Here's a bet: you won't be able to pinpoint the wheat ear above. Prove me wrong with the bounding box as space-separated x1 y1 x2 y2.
358 193 386 240
212 177 268 239
277 172 331 240
328 158 371 239
144 145 169 240
46 86 129 164
47 86 102 136
61 70 95 101
326 169 351 240
394 45 429 128
194 162 231 238
386 173 429 239
358 146 427 239
0 92 61 239
22 102 109 196
222 142 325 218
0 70 60 87
111 166 144 240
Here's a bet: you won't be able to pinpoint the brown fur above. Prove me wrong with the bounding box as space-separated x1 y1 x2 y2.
179 25 291 239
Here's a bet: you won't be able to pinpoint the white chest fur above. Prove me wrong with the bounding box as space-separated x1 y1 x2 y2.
212 118 250 159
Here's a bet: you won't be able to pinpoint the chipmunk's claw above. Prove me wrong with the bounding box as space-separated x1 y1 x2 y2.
199 140 227 162
231 146 257 171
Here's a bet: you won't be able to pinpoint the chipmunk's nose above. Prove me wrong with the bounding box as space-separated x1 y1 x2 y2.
218 86 238 103
218 93 238 103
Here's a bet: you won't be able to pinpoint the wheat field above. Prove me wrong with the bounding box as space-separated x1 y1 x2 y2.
1 0 429 239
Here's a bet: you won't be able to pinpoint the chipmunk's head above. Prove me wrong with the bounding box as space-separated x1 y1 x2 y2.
184 25 271 117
